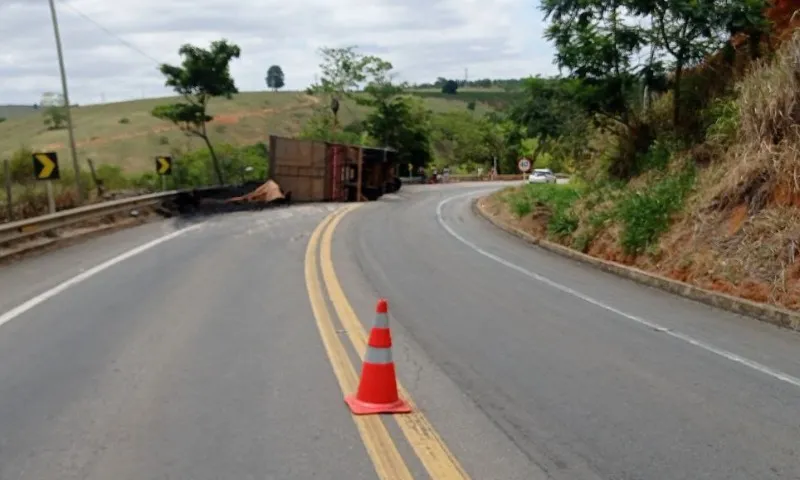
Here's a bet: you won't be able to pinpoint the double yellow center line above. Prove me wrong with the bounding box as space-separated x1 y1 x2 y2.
305 204 470 480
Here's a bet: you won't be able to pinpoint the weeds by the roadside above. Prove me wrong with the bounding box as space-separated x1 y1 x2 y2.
615 165 696 254
504 183 583 239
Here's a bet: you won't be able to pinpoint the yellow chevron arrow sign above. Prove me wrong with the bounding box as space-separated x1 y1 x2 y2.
156 156 172 175
32 152 59 180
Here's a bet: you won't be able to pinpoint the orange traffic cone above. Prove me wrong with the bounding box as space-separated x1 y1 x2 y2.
345 299 411 415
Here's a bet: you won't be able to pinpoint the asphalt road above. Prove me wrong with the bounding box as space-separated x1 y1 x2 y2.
1 182 800 479
333 183 800 480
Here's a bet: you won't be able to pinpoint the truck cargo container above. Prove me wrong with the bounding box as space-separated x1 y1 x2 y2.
268 135 400 203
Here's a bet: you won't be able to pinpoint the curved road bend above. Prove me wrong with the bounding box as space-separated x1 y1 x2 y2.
0 196 534 480
1 182 799 479
332 183 800 480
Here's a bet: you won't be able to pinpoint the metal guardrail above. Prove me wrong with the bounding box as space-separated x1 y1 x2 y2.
0 191 178 246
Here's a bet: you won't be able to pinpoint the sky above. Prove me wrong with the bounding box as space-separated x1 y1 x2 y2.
0 0 558 105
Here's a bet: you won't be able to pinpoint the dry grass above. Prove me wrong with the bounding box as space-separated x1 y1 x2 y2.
0 91 486 174
709 31 800 212
485 34 800 312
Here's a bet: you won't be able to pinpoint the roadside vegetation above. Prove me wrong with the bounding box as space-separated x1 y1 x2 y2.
488 0 800 311
3 0 798 313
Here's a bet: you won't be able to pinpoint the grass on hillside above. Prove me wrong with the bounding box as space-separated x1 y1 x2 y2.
0 90 489 174
0 105 38 120
410 87 523 108
493 33 800 312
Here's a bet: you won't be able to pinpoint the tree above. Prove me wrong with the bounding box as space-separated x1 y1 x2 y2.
41 92 67 130
643 0 768 126
307 46 392 130
507 77 589 169
266 65 285 91
441 79 459 94
152 39 241 185
541 0 648 129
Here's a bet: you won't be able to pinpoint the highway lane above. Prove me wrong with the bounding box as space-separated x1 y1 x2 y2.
0 197 544 480
332 183 800 480
0 205 383 480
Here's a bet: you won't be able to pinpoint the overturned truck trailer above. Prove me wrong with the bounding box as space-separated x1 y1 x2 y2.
268 135 401 203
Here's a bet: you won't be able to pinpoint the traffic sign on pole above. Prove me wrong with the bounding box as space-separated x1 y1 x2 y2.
155 156 172 175
32 152 60 180
518 157 531 173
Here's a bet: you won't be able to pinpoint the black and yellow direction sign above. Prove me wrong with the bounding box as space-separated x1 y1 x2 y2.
155 155 172 175
32 152 59 180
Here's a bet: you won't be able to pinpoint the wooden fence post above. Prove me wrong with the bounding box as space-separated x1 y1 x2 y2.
3 159 11 222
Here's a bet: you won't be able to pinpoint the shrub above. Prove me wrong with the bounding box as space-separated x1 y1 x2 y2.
636 140 673 172
704 98 739 145
508 194 532 217
615 166 696 254
8 146 35 183
504 184 583 238
94 164 130 190
118 117 130 124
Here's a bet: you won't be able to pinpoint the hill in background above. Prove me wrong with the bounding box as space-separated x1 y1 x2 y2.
0 88 512 173
0 105 39 120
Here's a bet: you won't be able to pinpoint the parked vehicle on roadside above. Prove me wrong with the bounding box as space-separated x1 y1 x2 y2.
528 169 556 184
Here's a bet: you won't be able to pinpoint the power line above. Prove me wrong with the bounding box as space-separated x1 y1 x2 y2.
56 0 164 65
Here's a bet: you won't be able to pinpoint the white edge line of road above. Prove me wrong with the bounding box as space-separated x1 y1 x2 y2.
436 189 800 390
0 224 204 329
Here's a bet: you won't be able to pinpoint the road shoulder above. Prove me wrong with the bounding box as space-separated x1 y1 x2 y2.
473 194 800 330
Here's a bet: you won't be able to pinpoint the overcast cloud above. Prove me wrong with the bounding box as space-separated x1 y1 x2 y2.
0 0 557 105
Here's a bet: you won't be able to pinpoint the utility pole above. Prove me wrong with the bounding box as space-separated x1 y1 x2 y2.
48 0 84 203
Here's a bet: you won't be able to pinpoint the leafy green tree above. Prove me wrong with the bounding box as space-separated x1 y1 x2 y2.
306 46 392 130
441 79 459 94
266 65 285 91
310 46 390 97
152 39 241 185
355 61 433 168
507 77 589 169
643 0 768 126
541 0 647 129
430 111 493 166
41 92 67 130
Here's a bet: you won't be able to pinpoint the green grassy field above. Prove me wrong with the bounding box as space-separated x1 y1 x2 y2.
410 87 523 109
0 90 501 174
0 105 38 120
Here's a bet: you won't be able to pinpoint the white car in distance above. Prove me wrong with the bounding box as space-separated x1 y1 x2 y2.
528 168 556 184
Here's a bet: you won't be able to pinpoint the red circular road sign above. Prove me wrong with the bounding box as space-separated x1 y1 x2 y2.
518 158 531 172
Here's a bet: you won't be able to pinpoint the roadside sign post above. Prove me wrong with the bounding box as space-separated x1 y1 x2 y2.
518 157 531 180
45 181 56 214
155 155 172 191
32 152 60 214
356 148 364 201
3 159 12 221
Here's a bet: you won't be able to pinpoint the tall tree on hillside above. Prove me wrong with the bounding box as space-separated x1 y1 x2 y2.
541 0 648 129
641 0 768 126
266 65 285 91
40 92 67 130
355 61 433 167
307 46 391 128
152 39 241 185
